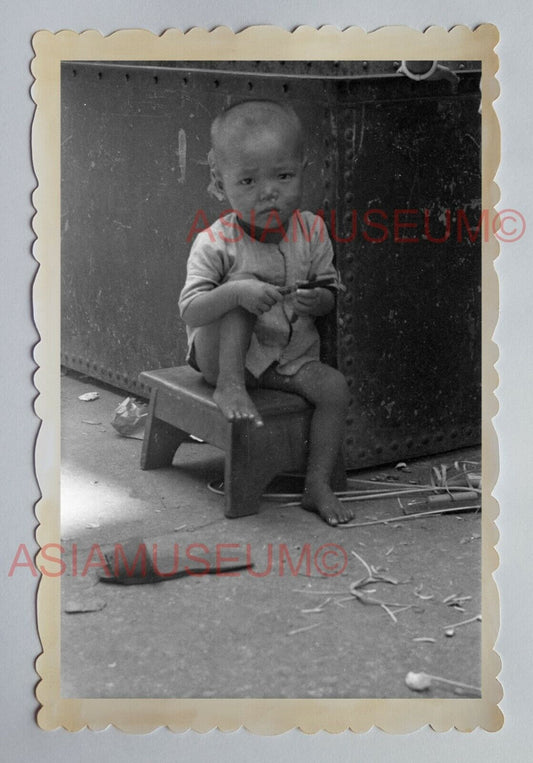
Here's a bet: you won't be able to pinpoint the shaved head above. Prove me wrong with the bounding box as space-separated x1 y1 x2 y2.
210 100 304 168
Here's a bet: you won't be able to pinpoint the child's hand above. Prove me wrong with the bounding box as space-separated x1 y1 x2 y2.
293 287 332 316
236 279 283 316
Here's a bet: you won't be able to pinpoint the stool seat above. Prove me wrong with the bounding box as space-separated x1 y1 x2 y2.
139 366 345 518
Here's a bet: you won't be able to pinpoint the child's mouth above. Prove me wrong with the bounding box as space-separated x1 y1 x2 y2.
256 207 283 220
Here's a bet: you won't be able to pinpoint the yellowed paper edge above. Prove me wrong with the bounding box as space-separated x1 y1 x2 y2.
31 23 502 733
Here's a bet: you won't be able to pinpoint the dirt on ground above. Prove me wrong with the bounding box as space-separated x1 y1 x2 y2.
60 372 482 699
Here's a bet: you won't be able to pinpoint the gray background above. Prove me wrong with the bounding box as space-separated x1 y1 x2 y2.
1 0 530 759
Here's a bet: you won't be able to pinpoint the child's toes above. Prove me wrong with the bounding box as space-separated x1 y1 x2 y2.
338 506 355 524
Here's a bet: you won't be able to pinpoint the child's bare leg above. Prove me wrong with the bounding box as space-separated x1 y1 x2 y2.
193 308 264 426
262 361 353 525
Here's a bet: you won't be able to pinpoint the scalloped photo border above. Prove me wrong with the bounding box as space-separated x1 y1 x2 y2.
31 24 501 733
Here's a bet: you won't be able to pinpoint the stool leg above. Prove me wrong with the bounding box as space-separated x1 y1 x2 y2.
223 423 288 518
141 390 189 470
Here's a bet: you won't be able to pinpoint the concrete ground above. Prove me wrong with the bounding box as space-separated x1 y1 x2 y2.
60 370 481 699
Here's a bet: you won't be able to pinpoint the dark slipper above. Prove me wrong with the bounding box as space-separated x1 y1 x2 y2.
98 536 252 585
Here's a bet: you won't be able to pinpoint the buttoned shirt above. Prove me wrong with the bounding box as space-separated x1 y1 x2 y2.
179 210 339 378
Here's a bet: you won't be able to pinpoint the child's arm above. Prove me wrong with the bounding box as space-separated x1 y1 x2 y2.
181 279 284 327
179 232 284 328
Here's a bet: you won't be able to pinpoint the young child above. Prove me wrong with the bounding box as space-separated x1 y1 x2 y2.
179 100 355 526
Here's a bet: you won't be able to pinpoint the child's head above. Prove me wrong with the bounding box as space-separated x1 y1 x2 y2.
209 100 306 229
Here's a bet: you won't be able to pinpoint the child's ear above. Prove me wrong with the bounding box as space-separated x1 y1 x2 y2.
302 155 309 171
207 149 226 202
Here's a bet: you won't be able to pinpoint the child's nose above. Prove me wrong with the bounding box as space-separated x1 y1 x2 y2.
259 181 278 200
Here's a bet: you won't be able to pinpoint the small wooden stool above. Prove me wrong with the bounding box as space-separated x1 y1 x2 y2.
139 366 345 518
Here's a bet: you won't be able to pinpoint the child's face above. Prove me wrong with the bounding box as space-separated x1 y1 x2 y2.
215 127 305 230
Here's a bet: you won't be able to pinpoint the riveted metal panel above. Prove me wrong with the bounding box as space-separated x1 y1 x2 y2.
333 71 481 466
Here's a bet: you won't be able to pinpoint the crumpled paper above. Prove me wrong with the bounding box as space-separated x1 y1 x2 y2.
111 397 148 438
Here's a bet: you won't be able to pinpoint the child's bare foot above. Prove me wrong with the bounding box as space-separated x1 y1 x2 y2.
213 380 264 427
301 481 355 526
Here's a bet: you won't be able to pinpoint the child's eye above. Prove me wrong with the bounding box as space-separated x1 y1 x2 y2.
279 172 295 181
239 178 254 186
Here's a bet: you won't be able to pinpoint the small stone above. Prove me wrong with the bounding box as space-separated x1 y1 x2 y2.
405 671 431 691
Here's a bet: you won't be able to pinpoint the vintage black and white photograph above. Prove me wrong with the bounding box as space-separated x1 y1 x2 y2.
57 55 485 702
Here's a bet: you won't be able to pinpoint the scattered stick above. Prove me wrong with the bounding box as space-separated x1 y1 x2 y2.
301 597 332 614
281 484 481 508
293 589 347 596
443 594 472 606
338 504 481 528
443 614 481 630
412 637 436 643
348 550 408 623
287 622 322 636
